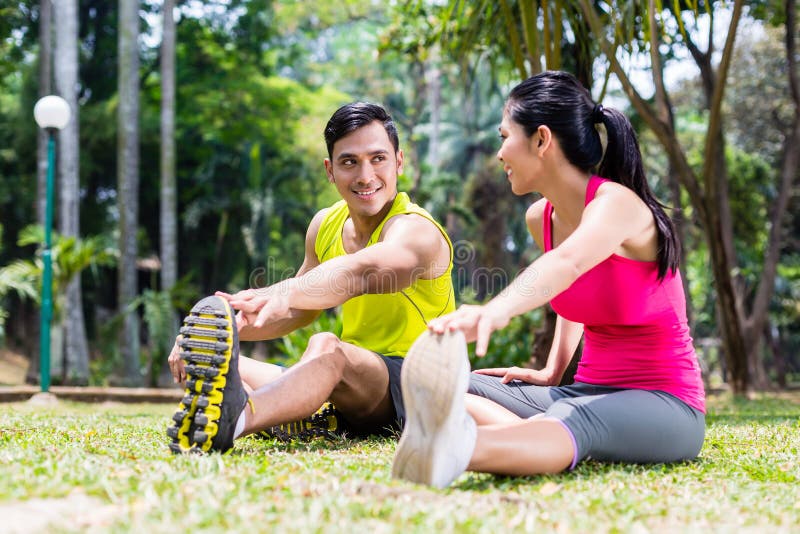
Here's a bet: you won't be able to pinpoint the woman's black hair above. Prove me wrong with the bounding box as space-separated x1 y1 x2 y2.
506 71 680 279
324 102 399 159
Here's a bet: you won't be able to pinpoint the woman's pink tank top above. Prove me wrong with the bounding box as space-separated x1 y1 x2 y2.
543 176 705 412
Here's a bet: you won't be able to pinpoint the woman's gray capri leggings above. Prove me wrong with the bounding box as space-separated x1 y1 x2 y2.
468 374 705 468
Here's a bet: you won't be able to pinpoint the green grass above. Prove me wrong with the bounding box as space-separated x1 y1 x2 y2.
1 393 798 533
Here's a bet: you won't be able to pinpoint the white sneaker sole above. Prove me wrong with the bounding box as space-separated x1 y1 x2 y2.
392 329 471 488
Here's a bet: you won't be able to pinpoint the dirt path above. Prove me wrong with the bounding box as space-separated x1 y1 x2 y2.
2 492 118 533
0 349 27 385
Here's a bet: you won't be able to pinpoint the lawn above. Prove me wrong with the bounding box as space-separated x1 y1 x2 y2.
1 392 798 533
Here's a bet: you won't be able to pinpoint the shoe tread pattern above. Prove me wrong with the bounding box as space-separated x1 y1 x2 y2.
256 403 341 443
168 296 238 454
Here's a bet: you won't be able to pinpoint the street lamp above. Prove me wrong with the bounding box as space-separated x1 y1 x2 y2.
33 95 71 393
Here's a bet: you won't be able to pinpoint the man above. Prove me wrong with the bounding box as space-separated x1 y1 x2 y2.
167 102 455 453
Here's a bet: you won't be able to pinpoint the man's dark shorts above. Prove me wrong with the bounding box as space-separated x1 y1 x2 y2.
333 354 405 438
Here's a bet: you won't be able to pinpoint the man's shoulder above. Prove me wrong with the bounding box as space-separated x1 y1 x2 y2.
310 201 348 231
377 210 450 259
380 194 446 241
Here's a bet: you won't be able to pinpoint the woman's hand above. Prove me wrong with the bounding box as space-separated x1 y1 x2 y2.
427 303 511 357
473 366 554 385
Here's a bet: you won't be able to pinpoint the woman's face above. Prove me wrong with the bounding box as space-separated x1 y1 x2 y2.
497 112 541 195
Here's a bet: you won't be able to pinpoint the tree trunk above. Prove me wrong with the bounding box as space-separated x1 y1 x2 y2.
742 0 800 390
55 0 90 385
705 210 749 393
118 0 142 386
667 163 693 327
765 321 787 388
160 0 177 294
158 0 178 385
579 0 754 395
36 0 52 226
529 306 556 370
425 56 441 187
31 0 53 381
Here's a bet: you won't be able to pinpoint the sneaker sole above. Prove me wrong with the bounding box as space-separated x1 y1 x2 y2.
168 296 237 454
392 329 470 487
258 402 341 443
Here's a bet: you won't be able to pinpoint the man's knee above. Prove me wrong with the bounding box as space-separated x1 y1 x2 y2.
300 332 346 371
303 332 342 356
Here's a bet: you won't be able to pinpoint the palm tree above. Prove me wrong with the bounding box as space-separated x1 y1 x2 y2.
118 0 142 385
160 0 177 297
55 0 91 385
0 226 116 384
36 0 52 225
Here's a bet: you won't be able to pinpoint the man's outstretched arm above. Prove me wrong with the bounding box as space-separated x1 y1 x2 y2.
229 213 450 329
224 208 329 341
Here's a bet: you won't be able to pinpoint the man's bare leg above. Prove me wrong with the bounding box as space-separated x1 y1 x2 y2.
238 355 285 393
240 332 394 436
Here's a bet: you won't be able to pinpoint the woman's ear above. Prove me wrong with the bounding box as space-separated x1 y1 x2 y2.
536 125 553 154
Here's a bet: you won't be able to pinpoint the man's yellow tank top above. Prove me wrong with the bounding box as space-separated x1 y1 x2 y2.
314 192 455 357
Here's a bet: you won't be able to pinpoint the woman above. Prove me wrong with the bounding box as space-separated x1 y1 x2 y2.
391 71 705 489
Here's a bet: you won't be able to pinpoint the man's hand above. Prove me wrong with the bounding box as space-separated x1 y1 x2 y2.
217 286 291 329
473 366 554 385
427 303 510 357
167 338 185 384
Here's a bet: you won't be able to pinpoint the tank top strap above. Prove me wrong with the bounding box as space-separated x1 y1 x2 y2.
585 175 610 206
368 192 412 245
542 200 555 252
314 200 349 262
543 176 609 252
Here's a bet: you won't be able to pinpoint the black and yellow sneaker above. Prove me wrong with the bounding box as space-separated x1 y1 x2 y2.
256 402 341 443
167 295 250 454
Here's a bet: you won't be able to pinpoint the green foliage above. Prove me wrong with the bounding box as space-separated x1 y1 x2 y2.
0 225 115 340
272 310 343 366
455 286 539 370
0 224 116 352
0 1 36 79
127 289 177 385
0 259 38 302
469 313 539 371
91 275 199 386
2 0 798 388
143 14 352 293
0 393 797 530
726 147 773 273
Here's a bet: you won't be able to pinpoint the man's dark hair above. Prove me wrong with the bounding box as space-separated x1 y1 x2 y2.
324 102 399 159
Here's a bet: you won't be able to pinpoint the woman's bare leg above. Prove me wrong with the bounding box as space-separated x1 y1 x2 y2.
466 393 522 425
469 417 574 476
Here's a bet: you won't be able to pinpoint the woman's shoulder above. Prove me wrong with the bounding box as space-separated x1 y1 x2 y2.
525 197 548 224
594 179 642 205
525 197 548 250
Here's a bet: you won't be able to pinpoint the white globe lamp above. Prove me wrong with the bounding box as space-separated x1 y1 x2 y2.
34 95 71 130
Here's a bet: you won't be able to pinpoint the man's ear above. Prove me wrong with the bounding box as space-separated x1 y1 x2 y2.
324 159 335 184
395 149 404 175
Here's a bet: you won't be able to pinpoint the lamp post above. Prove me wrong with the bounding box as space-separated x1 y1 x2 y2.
33 95 70 393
